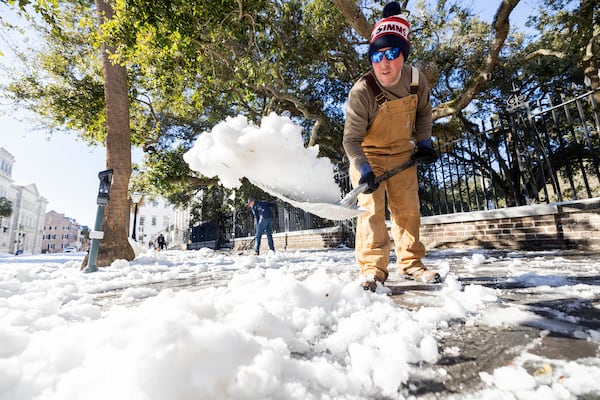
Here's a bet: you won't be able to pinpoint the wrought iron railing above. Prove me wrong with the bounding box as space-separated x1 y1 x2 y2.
419 88 600 215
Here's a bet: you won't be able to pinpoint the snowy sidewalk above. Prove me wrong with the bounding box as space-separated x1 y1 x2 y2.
386 249 600 398
1 247 599 399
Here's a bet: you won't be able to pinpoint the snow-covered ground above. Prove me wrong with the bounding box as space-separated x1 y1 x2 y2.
1 243 599 400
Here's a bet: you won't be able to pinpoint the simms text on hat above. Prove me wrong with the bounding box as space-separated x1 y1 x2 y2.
371 15 409 44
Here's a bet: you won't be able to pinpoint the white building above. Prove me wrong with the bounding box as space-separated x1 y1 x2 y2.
0 147 48 255
0 148 17 253
130 195 187 249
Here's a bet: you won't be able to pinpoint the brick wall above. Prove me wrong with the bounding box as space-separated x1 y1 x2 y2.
420 199 600 250
555 201 600 249
231 198 600 252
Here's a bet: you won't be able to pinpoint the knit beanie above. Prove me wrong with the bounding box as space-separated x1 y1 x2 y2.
368 2 411 62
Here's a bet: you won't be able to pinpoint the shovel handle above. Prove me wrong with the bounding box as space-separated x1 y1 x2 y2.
338 158 420 207
338 183 369 207
375 158 418 183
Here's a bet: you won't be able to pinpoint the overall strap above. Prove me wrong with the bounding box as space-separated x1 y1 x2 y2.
410 65 419 95
363 71 387 106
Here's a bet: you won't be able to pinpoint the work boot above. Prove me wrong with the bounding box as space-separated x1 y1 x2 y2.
361 281 378 292
360 274 385 292
403 267 442 283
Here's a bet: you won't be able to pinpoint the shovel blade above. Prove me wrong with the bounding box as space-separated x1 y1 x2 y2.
337 183 368 208
248 158 418 220
250 181 366 220
283 197 366 220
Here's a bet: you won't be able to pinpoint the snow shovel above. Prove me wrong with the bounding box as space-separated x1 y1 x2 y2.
262 158 419 220
337 157 419 208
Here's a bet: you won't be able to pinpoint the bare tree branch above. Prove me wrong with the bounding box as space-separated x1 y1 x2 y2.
524 48 567 60
432 0 521 120
331 0 372 39
581 0 600 99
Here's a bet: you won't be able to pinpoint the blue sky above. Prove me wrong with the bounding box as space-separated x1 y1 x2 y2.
0 1 539 227
0 114 107 227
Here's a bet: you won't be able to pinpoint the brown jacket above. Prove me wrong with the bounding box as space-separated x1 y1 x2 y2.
343 64 433 170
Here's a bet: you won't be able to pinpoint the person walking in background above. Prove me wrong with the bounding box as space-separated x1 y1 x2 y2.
156 233 166 251
247 198 277 255
342 1 440 291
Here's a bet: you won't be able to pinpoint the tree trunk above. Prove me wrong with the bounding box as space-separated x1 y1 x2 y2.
82 0 135 268
580 0 600 104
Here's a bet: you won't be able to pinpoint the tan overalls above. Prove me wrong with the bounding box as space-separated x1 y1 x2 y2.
349 93 426 283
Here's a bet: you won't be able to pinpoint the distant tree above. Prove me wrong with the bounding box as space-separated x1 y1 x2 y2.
0 0 30 10
521 0 599 100
3 0 136 267
84 0 136 267
0 197 12 218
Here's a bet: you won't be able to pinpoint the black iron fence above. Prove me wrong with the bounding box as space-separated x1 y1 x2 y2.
229 88 600 242
420 88 600 215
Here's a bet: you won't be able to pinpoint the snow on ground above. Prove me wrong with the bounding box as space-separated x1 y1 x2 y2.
1 245 599 400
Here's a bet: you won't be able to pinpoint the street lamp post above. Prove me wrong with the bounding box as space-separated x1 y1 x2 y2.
130 192 143 240
228 190 236 240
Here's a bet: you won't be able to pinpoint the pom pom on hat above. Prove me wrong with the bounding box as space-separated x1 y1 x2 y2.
382 1 402 17
369 2 410 62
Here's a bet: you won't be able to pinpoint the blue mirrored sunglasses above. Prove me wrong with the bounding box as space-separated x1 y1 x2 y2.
370 47 402 63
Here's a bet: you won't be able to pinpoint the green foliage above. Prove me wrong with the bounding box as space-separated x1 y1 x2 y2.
0 197 13 218
3 1 107 143
130 145 198 204
411 0 502 122
2 0 34 9
99 0 362 218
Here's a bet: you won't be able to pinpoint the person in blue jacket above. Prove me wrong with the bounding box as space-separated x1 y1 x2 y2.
247 198 278 255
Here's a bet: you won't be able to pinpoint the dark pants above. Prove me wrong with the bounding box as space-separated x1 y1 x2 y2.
254 217 274 253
